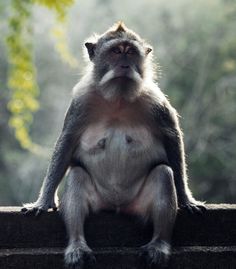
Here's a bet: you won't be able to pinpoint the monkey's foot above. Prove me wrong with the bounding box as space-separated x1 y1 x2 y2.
179 201 207 214
21 200 57 216
139 239 170 267
65 244 96 269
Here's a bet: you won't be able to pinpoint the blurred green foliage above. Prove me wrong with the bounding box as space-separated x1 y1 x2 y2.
6 0 75 151
0 0 235 205
6 0 39 150
34 0 75 21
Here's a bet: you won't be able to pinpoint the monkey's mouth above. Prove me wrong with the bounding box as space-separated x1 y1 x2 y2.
99 69 141 88
113 75 131 80
110 76 137 87
112 74 135 82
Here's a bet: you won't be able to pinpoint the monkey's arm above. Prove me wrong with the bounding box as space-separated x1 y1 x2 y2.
155 103 205 213
22 99 84 216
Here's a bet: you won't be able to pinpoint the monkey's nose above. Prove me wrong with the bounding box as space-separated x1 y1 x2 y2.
121 65 130 69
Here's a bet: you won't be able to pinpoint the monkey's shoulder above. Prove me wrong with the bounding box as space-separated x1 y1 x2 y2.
67 84 178 132
139 87 176 113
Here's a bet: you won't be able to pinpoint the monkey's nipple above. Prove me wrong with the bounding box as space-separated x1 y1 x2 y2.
125 135 133 144
97 138 106 149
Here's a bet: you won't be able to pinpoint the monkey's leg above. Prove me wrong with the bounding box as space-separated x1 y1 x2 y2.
128 165 177 267
60 167 100 269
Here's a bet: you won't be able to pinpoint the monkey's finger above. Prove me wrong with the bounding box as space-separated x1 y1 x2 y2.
35 208 43 217
181 204 200 214
197 205 207 212
189 204 206 213
192 206 203 215
22 207 38 216
193 206 207 216
181 205 194 214
185 204 206 216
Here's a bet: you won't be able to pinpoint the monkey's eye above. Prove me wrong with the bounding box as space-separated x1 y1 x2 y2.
112 47 122 54
126 48 136 55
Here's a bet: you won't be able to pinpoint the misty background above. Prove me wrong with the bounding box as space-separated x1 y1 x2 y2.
0 0 236 206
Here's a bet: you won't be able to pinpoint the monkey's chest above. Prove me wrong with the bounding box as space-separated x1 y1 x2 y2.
75 123 166 205
79 123 154 155
76 123 166 174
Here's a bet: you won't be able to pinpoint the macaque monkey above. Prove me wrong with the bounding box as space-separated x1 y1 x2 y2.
22 22 205 268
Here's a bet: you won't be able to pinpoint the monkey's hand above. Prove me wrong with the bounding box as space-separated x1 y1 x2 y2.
21 198 58 217
179 199 206 214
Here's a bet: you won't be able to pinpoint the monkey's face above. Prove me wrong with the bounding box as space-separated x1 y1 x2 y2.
98 41 143 85
85 23 153 101
93 40 150 101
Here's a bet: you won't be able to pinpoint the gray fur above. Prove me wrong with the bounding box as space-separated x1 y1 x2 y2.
22 22 205 268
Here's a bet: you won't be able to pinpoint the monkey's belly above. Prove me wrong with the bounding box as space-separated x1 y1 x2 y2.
76 124 167 205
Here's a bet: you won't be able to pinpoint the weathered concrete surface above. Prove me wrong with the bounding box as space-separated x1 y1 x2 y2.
0 204 235 268
0 204 235 248
0 246 236 269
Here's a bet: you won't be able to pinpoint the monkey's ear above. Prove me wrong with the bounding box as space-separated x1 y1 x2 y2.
145 47 152 55
85 42 96 61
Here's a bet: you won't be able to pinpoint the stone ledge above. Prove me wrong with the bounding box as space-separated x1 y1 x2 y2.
0 204 235 248
0 205 236 269
0 246 236 269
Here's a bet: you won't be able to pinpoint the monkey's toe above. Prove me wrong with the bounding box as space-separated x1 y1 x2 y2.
65 250 83 269
83 251 96 265
139 240 170 267
67 263 82 269
65 247 95 269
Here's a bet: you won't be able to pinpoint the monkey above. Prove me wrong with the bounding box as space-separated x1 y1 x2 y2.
22 22 206 268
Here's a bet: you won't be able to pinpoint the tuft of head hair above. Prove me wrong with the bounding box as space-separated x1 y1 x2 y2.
100 21 142 42
113 21 126 32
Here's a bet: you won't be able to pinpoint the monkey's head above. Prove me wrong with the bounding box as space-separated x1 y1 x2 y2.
84 22 154 101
